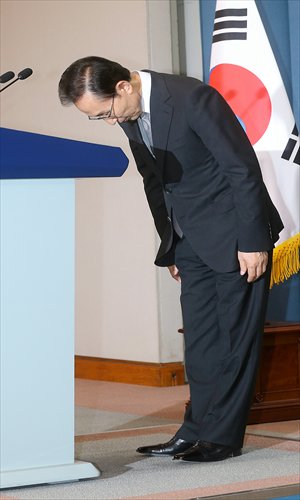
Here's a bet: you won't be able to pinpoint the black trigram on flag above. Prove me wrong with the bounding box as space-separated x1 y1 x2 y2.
213 8 247 44
281 124 300 165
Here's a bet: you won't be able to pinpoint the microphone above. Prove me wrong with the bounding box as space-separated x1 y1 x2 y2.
18 68 33 80
0 67 33 92
0 71 15 83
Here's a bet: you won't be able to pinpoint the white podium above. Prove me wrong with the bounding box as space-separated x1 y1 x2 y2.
0 128 128 489
0 179 100 489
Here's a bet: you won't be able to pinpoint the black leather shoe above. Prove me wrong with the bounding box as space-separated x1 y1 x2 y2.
173 440 242 462
136 436 195 456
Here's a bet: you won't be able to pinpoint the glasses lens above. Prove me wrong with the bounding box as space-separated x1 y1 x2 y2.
89 113 110 120
88 97 114 121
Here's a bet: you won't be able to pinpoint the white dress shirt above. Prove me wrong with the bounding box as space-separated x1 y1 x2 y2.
137 71 154 154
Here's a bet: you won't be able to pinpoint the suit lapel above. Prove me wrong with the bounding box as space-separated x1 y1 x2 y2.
149 72 173 170
120 71 173 182
120 120 161 181
120 119 141 144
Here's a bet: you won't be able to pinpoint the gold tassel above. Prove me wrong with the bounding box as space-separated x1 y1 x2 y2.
270 232 300 288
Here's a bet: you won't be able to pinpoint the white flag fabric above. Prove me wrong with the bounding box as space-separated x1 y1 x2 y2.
209 0 300 287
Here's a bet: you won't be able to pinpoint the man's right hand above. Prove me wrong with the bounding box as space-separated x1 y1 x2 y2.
168 265 181 283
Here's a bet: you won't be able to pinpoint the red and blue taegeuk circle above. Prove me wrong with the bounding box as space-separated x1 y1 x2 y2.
209 63 272 145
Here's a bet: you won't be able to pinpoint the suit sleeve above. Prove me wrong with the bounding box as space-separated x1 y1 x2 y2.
187 84 280 252
129 141 170 240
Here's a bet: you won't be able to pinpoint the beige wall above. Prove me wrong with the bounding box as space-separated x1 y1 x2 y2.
1 0 183 363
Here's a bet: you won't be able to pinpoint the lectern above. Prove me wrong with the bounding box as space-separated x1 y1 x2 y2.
0 127 128 489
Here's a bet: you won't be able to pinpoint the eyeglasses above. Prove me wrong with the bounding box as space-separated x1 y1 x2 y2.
88 96 115 120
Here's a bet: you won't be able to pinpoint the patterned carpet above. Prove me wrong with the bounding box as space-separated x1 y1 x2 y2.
0 380 299 500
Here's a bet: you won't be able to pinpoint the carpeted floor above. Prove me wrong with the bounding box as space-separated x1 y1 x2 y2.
0 379 299 500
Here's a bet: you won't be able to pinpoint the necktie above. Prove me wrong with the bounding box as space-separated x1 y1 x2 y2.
138 113 155 156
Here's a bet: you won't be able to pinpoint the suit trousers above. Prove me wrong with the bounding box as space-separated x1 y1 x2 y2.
174 236 272 448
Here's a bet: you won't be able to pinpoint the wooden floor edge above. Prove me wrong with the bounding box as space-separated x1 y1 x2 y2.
75 355 185 387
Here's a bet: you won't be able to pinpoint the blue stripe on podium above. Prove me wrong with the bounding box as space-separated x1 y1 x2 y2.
0 127 128 179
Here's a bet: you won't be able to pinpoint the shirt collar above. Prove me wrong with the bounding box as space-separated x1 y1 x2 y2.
136 71 151 114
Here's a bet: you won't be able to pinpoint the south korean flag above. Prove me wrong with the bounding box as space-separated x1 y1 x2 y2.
209 0 300 286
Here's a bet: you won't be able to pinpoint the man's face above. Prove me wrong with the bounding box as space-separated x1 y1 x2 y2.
75 84 142 125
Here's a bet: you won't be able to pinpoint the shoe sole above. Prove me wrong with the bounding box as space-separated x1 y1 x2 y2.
175 449 242 462
138 452 176 456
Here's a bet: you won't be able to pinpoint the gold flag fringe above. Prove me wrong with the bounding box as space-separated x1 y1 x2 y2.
270 232 300 288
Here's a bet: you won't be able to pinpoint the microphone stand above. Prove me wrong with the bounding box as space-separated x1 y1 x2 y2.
0 77 20 92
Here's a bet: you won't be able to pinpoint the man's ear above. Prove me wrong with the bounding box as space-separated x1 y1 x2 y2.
115 80 132 95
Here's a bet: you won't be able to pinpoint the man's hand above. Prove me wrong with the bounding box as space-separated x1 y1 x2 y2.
238 251 268 283
168 265 181 282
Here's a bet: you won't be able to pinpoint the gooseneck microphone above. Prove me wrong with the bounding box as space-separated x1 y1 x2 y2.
18 68 33 80
0 68 33 92
0 71 15 83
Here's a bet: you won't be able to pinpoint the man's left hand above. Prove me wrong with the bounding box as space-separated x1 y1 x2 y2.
168 265 181 283
238 251 268 283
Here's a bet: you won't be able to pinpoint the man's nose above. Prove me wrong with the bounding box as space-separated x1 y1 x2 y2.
104 117 118 125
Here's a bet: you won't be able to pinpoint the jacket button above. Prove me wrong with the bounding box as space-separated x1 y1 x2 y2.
165 188 172 194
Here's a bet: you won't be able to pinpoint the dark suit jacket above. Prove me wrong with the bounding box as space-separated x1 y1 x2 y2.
120 71 283 272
